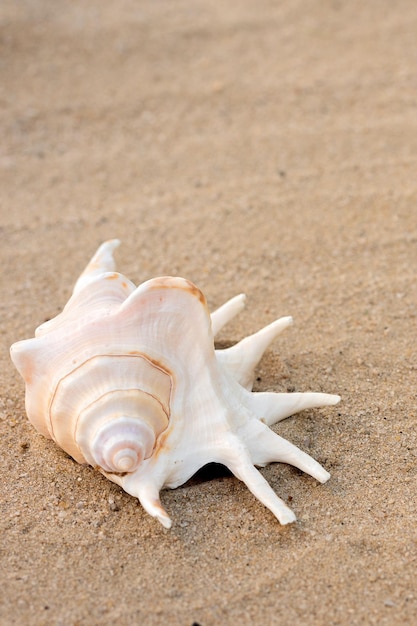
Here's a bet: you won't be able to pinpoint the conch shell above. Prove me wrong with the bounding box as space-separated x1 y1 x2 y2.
10 240 340 528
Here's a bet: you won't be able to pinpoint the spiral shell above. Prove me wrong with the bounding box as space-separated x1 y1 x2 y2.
51 354 171 470
10 240 340 529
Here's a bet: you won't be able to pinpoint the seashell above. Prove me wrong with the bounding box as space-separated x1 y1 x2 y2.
10 240 340 529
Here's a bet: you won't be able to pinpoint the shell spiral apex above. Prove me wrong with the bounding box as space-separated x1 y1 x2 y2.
10 240 340 529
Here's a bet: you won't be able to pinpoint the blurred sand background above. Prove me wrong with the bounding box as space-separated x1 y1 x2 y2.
1 1 417 624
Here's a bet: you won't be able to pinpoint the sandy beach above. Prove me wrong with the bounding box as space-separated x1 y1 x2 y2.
1 1 417 624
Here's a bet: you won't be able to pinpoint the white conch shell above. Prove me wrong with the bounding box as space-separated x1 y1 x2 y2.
10 240 340 529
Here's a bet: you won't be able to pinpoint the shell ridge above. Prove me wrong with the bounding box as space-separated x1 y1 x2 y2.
119 276 210 329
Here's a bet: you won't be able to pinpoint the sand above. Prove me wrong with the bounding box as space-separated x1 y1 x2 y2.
1 1 417 624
